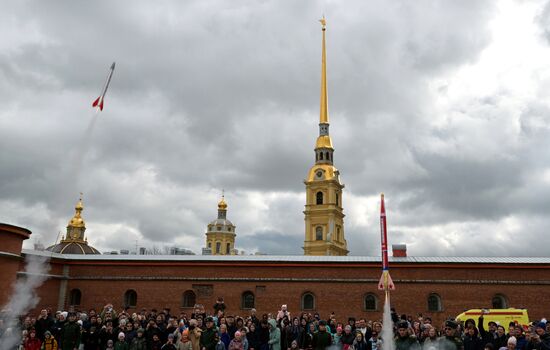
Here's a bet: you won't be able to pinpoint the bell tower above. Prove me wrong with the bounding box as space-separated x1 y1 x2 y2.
303 17 348 256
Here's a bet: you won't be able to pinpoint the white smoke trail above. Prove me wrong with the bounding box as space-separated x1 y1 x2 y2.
0 255 51 349
381 293 395 350
71 109 101 191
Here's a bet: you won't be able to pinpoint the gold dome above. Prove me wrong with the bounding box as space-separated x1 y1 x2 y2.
68 196 85 228
315 135 333 149
218 197 228 210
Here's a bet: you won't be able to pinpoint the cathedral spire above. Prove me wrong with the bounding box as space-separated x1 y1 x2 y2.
303 18 348 256
315 16 333 156
319 16 329 125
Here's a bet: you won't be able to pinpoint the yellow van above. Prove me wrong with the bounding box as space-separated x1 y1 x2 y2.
456 309 530 328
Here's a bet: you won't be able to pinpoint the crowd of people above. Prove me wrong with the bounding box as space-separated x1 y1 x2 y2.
3 298 550 350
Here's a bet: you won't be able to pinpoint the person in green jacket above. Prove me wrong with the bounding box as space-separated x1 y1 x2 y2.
115 332 130 350
130 328 148 350
201 317 217 350
268 319 281 350
312 321 332 350
61 312 81 350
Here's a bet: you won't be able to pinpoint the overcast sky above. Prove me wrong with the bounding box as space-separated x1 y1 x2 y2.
1 0 550 256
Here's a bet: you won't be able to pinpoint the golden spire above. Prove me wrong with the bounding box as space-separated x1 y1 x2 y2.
319 16 329 124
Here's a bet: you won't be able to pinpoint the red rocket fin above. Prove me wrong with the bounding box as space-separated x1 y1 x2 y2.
377 274 385 291
99 99 104 111
387 273 395 290
92 97 100 107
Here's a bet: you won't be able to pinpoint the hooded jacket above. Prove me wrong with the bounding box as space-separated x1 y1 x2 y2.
268 320 281 350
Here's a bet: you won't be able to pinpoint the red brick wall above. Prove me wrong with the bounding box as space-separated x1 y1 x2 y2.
20 258 550 326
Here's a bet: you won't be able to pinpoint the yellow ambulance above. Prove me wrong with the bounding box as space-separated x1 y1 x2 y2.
455 309 530 328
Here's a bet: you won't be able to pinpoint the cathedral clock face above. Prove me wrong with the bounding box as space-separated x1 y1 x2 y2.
315 170 324 179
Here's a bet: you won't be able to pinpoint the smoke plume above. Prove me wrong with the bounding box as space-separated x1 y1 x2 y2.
0 254 50 349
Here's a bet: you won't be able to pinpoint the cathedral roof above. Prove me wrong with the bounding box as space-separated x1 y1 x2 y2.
209 218 234 227
46 241 100 254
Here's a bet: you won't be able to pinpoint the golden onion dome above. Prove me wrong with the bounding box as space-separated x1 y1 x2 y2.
68 196 86 228
218 197 228 210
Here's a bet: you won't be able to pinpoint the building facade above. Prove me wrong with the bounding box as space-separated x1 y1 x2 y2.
1 227 550 326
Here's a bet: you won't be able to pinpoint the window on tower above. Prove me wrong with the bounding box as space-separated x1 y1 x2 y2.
316 227 323 240
226 243 231 254
216 242 221 254
316 192 323 204
336 192 339 206
320 152 324 160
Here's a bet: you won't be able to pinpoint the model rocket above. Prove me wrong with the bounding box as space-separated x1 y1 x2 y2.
378 194 395 291
92 62 116 111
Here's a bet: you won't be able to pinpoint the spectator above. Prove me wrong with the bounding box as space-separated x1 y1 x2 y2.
61 312 80 350
129 328 147 350
220 324 231 349
162 334 178 350
115 332 129 350
463 326 483 350
35 310 54 342
395 321 419 350
268 319 281 350
151 334 163 350
368 330 380 350
214 298 227 315
313 321 332 350
24 329 41 350
188 320 202 350
229 331 244 350
499 337 516 350
439 320 463 350
423 327 438 349
341 325 355 350
333 326 343 348
178 329 193 350
246 323 259 350
201 317 217 350
42 331 58 350
351 331 370 350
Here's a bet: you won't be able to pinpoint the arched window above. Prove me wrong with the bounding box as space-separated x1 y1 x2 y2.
208 242 212 248
69 289 81 306
216 242 221 254
226 243 231 254
427 293 442 312
325 152 329 161
336 192 339 206
182 290 196 308
364 293 378 311
242 291 255 309
124 289 137 308
315 227 323 240
320 152 324 160
492 294 508 309
302 292 315 310
316 192 323 205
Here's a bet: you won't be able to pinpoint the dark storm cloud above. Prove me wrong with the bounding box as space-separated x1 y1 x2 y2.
2 0 550 256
